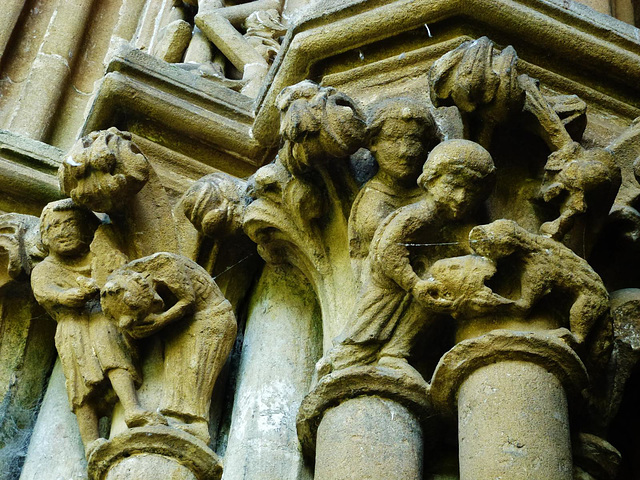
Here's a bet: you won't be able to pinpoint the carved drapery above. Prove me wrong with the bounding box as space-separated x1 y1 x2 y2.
4 22 640 480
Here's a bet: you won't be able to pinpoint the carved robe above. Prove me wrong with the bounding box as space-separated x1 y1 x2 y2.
31 257 138 409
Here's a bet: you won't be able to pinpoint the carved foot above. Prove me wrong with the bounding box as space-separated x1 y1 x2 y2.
124 408 167 429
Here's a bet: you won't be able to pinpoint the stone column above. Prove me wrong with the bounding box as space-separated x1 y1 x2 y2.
222 264 321 480
431 329 588 480
297 366 431 480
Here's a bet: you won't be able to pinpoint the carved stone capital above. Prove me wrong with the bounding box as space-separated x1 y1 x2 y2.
88 426 222 480
430 328 588 416
296 364 431 460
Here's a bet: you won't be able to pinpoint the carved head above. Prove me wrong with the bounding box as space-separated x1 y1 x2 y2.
427 255 511 318
101 270 164 332
40 199 100 258
59 128 150 213
182 173 247 238
367 97 439 182
469 219 527 259
418 139 496 219
276 81 366 172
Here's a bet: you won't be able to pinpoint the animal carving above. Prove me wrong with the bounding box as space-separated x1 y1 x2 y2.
469 219 609 345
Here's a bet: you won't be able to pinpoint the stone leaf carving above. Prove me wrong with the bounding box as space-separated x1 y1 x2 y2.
428 36 523 148
244 80 366 344
59 128 150 214
100 251 237 445
59 127 178 258
429 37 620 247
181 172 248 240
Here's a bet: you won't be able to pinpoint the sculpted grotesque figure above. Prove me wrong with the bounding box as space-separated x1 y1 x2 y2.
101 252 237 443
30 199 164 457
319 139 497 375
469 218 610 345
348 97 439 282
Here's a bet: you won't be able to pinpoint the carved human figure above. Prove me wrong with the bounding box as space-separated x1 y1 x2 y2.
319 139 497 375
30 199 163 456
101 252 237 443
348 97 439 281
189 0 284 96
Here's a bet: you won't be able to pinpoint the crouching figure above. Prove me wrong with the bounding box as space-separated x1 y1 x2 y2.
101 252 237 443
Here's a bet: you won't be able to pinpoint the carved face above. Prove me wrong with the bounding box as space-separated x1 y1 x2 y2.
41 210 93 257
370 118 427 182
101 271 163 332
428 173 483 220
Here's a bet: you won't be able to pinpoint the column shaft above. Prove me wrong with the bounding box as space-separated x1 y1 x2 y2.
458 360 573 480
315 396 423 480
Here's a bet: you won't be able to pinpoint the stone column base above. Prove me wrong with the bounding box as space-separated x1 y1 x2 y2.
88 425 223 480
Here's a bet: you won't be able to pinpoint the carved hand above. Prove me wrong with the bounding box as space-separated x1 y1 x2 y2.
126 313 167 339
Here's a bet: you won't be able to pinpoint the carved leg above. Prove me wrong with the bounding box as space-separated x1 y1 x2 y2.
107 368 166 428
74 403 100 454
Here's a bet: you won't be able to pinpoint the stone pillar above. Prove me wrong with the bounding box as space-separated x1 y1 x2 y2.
298 366 431 480
222 264 321 480
431 329 588 480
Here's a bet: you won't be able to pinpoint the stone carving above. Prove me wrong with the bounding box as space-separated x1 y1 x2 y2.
181 172 247 240
153 0 286 97
101 252 237 443
430 37 620 245
0 213 45 288
27 129 237 479
30 199 164 456
348 97 440 282
59 128 150 214
320 139 498 375
428 36 523 148
469 218 610 345
244 80 367 343
59 127 178 259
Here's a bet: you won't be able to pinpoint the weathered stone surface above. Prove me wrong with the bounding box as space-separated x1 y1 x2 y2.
315 397 423 480
458 361 572 480
88 425 222 480
222 264 319 480
2 1 640 479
